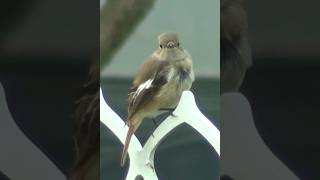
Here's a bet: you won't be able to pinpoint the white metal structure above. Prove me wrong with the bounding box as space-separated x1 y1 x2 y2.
100 88 220 180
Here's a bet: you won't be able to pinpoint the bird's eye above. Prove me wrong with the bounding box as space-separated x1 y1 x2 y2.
160 45 163 48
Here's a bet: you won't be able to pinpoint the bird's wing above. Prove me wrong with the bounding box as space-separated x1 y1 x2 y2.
127 56 170 120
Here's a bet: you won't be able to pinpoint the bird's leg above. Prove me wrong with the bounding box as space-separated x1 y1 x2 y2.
124 120 128 128
152 118 158 126
145 162 155 171
150 118 158 138
159 108 175 111
168 110 177 117
159 107 177 117
150 107 178 139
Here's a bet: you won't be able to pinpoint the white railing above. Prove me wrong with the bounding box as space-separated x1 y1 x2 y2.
100 88 220 180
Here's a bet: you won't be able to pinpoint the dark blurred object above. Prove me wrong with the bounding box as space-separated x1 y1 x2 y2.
220 0 251 94
241 0 320 179
0 170 9 180
241 60 320 180
1 0 98 58
0 59 90 174
100 0 156 66
70 60 99 180
0 0 99 178
245 0 320 58
221 175 235 180
222 0 320 179
0 0 36 41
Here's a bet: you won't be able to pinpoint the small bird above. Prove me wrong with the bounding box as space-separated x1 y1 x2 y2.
120 32 195 166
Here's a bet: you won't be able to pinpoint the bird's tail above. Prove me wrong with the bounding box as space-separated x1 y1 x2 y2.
120 124 135 167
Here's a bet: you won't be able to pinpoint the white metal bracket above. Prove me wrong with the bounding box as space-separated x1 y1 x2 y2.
100 88 220 180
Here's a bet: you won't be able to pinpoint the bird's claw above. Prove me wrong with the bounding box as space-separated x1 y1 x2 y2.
159 108 175 111
159 107 177 117
146 162 155 171
152 118 158 126
169 110 177 117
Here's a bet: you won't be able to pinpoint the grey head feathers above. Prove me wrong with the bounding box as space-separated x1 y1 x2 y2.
158 32 180 49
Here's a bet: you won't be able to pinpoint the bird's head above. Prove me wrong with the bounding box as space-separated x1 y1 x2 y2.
158 32 180 49
157 32 186 60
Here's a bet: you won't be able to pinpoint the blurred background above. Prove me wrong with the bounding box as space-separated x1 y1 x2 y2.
0 0 98 178
4 0 320 179
240 0 320 179
100 0 220 179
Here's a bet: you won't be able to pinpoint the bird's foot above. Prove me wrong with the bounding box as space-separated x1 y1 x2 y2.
159 108 175 111
159 107 177 117
150 118 158 138
145 162 155 171
169 110 177 117
123 121 129 128
152 118 158 126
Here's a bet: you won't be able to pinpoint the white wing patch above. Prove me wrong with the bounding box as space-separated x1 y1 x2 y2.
166 67 175 81
133 79 154 101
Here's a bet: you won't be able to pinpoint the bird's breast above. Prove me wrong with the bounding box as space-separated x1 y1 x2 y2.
167 57 194 86
155 59 193 108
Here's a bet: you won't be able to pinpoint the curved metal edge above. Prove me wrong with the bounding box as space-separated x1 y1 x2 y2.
180 91 220 155
143 91 220 177
99 89 142 154
100 89 220 180
100 89 158 180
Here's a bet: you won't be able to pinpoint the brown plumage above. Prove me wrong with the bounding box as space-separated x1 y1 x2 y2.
120 32 195 166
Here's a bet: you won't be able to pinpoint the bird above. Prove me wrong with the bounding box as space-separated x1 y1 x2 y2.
120 32 195 166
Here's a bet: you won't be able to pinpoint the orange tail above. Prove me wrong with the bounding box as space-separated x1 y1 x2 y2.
120 124 135 167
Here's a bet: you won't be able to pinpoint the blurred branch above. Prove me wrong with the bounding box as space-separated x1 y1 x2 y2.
220 0 251 93
100 0 156 67
1 0 36 42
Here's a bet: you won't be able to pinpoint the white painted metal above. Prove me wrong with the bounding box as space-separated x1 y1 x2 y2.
100 88 220 180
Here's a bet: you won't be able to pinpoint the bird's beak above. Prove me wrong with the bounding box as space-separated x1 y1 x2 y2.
167 41 175 48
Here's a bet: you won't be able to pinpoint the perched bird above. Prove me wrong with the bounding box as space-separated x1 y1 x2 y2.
120 32 195 166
